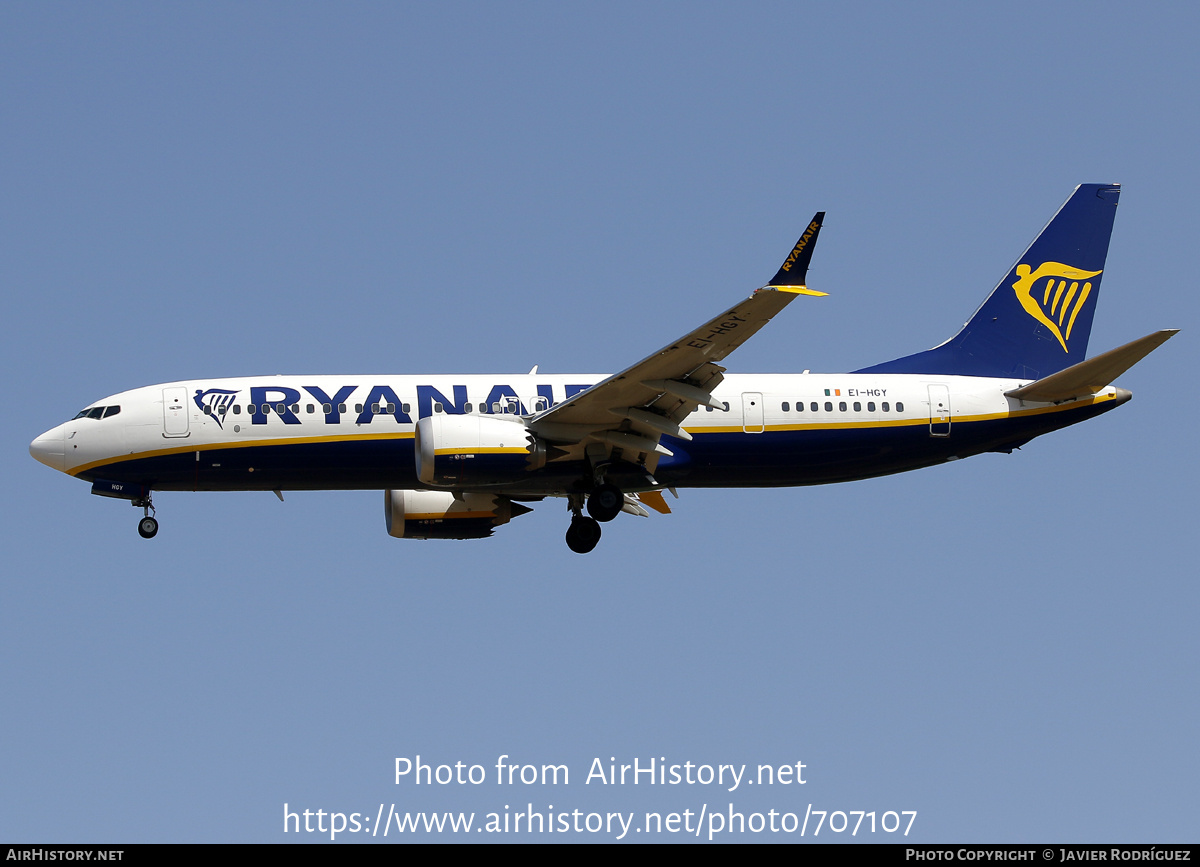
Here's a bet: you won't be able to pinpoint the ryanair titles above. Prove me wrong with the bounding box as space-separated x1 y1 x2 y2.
778 218 822 274
193 382 596 428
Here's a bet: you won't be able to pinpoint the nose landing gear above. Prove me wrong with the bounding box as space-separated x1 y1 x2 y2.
133 493 158 539
565 482 627 553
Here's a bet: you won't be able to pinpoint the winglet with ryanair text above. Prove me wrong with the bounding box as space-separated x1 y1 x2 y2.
766 211 827 295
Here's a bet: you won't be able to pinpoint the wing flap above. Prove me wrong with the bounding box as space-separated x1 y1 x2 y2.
636 490 673 514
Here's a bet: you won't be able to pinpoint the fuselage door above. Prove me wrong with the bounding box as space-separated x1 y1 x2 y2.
928 384 950 437
163 387 190 438
742 392 764 433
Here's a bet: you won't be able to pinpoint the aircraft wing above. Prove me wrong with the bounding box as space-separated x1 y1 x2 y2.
529 213 826 470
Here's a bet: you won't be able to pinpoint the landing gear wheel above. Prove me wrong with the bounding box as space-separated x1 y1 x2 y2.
586 483 623 523
137 516 159 539
565 515 602 554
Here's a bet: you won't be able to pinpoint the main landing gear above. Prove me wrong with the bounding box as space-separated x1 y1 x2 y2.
565 513 602 554
133 493 158 539
586 483 623 523
565 483 624 554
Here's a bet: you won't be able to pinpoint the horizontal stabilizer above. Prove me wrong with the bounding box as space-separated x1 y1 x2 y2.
1005 329 1178 403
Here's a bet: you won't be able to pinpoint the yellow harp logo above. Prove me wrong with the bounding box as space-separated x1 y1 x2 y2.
1011 262 1102 352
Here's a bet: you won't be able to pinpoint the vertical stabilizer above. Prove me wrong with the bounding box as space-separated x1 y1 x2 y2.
856 184 1121 379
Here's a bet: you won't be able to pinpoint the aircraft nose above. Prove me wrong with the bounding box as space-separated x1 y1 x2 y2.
30 427 66 472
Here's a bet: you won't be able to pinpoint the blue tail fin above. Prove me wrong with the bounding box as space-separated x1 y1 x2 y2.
856 184 1121 379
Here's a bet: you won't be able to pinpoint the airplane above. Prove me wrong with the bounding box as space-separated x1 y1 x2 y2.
29 183 1176 553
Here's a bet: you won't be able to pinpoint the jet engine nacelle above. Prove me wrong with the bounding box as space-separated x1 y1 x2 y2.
384 489 532 540
414 414 546 487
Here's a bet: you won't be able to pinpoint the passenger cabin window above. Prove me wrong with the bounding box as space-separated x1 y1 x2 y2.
322 403 332 414
781 401 790 412
896 402 905 412
868 402 875 412
233 405 242 415
824 402 833 412
810 402 818 412
853 402 861 412
882 402 889 412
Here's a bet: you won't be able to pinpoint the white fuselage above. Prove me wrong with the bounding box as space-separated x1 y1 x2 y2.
30 372 1124 494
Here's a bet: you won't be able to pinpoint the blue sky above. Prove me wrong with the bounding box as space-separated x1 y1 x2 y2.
2 2 1196 842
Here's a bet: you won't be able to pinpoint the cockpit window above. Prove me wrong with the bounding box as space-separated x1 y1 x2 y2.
72 405 121 421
